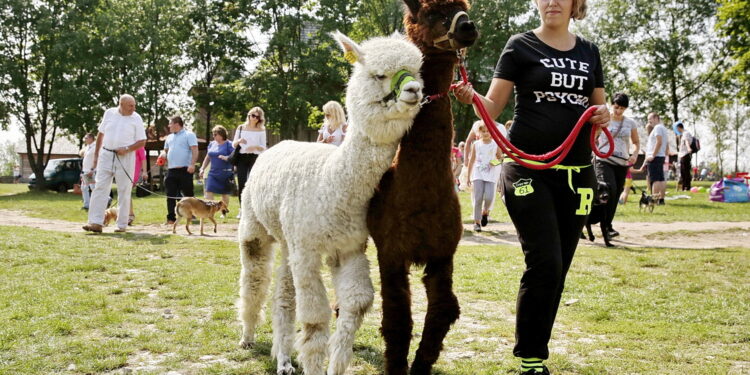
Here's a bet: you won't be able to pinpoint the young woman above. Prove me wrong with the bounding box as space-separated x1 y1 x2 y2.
316 101 347 146
595 93 639 236
128 146 148 225
467 124 503 232
201 125 234 215
232 107 267 216
453 0 610 373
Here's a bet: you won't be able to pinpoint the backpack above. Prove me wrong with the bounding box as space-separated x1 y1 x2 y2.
690 137 700 153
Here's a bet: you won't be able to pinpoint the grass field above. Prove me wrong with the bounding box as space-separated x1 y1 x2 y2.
1 180 749 227
0 226 748 374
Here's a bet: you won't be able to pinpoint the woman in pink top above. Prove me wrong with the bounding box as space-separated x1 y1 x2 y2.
128 147 148 225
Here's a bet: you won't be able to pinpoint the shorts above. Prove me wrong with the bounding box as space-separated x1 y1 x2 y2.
647 156 665 182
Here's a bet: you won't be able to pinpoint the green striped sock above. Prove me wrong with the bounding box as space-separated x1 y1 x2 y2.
520 357 544 373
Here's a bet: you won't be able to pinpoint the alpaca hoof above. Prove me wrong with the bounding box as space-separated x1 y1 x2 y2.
239 337 254 349
277 361 295 375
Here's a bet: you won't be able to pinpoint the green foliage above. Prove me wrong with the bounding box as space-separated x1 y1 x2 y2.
185 0 256 141
717 0 750 104
583 0 720 121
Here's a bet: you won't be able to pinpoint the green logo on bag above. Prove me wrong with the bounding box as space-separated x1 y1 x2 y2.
513 178 534 197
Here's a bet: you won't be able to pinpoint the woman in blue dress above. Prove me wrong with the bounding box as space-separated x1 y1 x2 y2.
199 125 235 215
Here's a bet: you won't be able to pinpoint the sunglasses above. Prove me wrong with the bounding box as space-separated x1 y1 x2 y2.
249 114 259 119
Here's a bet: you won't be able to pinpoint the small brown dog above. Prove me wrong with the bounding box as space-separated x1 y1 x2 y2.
173 197 228 235
103 207 118 226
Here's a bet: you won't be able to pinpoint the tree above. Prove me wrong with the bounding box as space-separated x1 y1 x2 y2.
727 102 749 173
185 0 255 141
708 105 731 176
717 0 750 103
246 0 350 139
584 0 721 122
0 0 74 189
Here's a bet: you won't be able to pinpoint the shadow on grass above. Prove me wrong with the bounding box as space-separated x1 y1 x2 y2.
96 231 172 245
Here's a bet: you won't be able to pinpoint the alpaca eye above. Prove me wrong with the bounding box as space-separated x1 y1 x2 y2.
374 74 386 80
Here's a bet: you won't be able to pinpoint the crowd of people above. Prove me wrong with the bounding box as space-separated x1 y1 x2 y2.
79 96 348 233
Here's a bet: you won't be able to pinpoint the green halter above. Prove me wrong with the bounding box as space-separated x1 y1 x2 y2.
381 70 416 105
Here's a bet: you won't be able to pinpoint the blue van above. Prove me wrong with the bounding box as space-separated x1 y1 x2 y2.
28 158 83 192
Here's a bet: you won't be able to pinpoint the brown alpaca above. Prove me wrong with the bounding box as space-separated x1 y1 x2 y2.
366 1 478 374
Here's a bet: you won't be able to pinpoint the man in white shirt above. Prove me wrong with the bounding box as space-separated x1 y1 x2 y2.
675 122 694 191
83 95 147 233
645 112 669 205
79 133 96 210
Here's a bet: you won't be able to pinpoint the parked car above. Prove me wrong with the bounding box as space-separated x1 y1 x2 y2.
28 158 82 192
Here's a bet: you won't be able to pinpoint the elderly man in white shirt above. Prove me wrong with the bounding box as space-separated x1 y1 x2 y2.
83 94 147 233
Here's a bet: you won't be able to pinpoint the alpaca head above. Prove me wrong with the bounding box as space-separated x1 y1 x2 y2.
332 31 424 145
402 0 478 52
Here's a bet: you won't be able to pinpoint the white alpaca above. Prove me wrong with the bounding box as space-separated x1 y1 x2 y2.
237 31 423 375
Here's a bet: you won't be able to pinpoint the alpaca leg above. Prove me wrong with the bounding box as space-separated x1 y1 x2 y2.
237 211 274 349
290 248 330 375
410 257 460 375
378 254 412 375
272 242 296 375
327 247 374 375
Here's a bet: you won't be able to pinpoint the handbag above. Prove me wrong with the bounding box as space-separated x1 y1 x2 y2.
600 118 629 166
135 178 151 197
225 126 243 166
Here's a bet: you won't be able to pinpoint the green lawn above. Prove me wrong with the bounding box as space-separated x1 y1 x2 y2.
1 180 748 227
0 183 28 196
0 226 748 374
0 183 240 225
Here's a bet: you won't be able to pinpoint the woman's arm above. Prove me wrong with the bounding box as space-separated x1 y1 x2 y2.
466 143 477 186
257 130 267 151
453 78 514 120
232 126 243 148
629 126 640 165
316 132 325 142
588 88 610 128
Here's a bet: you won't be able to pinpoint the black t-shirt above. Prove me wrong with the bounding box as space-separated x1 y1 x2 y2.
494 31 604 165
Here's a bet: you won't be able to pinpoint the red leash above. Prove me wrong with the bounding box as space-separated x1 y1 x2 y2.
434 59 615 170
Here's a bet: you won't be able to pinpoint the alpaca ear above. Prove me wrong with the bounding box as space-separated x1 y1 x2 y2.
403 0 421 18
331 30 365 65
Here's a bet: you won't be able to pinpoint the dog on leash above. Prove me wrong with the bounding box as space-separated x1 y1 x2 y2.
173 197 228 235
582 181 614 247
102 207 118 227
638 191 656 213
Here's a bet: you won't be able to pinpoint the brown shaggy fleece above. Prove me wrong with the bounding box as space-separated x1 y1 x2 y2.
366 1 477 374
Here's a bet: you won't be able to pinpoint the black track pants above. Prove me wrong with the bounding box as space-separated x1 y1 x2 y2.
165 167 194 222
501 162 595 359
594 160 627 231
235 153 258 206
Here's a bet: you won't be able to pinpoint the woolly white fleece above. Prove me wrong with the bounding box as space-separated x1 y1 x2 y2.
237 31 423 375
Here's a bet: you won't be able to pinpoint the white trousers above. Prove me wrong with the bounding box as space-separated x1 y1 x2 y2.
88 149 135 229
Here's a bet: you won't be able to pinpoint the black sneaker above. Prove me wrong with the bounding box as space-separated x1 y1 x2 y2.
608 229 620 238
473 223 482 232
658 199 665 205
481 214 488 227
521 366 550 375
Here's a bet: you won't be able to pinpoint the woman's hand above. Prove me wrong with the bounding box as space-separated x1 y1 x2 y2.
590 104 610 128
218 155 228 161
451 81 475 105
238 138 247 145
628 154 637 165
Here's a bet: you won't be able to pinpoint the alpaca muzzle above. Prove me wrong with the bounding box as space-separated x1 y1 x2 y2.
433 11 477 50
380 70 421 105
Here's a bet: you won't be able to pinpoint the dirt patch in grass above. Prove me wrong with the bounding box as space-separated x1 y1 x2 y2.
4 209 748 249
462 220 750 249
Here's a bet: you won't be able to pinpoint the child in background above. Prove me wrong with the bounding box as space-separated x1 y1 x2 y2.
467 124 503 232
